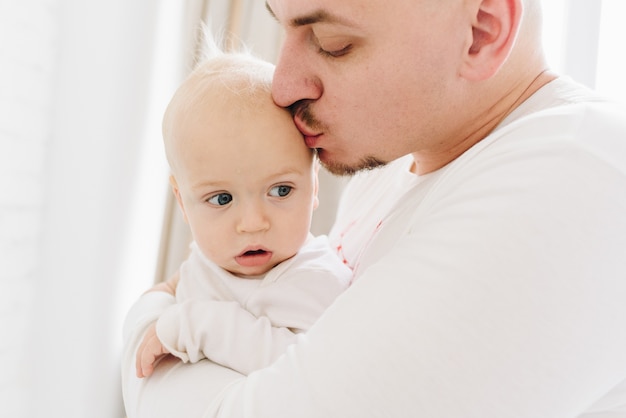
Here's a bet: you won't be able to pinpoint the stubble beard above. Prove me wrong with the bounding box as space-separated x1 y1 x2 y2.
292 101 387 176
319 153 386 176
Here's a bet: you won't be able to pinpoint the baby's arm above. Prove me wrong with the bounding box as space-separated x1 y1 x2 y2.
155 299 300 375
156 266 350 375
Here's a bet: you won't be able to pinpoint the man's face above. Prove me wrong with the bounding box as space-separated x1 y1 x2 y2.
267 0 468 175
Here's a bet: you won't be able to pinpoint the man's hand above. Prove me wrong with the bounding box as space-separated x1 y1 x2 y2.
144 271 180 296
136 322 170 378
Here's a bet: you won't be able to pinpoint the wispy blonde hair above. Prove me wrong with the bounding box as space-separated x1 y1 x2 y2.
162 30 276 172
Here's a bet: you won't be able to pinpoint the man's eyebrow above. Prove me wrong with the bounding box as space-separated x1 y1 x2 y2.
264 2 350 27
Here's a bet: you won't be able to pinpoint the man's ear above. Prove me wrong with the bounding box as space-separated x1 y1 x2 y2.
169 175 189 224
460 0 523 81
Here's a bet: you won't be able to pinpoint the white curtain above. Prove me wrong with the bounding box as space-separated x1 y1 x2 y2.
0 1 190 416
0 1 59 415
24 2 170 417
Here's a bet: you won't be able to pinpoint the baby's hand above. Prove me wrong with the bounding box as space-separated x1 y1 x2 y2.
136 322 170 378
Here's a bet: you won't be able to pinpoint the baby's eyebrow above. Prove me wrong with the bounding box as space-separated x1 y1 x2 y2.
191 180 225 191
262 167 307 182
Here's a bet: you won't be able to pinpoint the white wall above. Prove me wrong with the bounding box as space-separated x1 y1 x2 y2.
541 0 626 101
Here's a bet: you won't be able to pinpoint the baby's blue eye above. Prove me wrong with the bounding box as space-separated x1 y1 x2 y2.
269 185 292 197
208 193 233 206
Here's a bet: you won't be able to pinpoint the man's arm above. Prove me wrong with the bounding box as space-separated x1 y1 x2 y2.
123 118 626 417
145 271 180 296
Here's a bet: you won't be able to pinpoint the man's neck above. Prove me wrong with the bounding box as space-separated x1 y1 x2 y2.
411 70 558 175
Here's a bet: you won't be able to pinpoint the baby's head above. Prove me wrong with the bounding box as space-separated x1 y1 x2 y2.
163 52 318 278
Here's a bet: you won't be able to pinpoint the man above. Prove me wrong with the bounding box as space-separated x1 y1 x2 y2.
122 1 626 416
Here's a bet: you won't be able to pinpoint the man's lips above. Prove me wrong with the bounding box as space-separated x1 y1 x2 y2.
235 248 273 268
304 134 321 148
293 116 321 148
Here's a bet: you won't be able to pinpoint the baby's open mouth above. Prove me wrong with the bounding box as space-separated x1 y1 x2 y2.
235 248 273 268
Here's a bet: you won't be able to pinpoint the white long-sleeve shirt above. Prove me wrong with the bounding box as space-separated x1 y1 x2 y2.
156 236 351 375
122 77 626 417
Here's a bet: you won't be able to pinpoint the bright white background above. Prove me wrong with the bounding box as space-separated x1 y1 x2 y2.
0 1 624 417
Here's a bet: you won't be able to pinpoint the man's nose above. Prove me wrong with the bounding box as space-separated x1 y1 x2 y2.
272 38 323 108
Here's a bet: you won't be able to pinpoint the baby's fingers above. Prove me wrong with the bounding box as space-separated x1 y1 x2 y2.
135 324 166 378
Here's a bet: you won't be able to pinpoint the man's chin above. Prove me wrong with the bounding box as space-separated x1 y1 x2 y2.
319 153 387 176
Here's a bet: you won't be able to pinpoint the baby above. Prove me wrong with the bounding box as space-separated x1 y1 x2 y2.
134 49 351 378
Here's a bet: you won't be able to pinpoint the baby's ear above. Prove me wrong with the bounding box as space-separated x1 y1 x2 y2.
460 0 523 81
169 175 189 224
